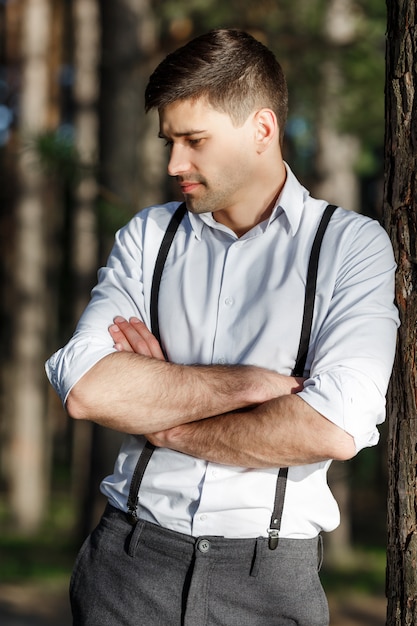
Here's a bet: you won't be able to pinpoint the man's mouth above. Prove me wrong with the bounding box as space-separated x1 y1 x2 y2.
180 181 202 194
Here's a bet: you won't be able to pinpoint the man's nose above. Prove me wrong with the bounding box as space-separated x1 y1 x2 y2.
167 145 190 177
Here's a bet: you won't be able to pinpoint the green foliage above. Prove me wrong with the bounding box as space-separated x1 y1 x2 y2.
0 495 77 583
97 197 137 237
30 129 83 185
321 546 386 595
338 8 386 148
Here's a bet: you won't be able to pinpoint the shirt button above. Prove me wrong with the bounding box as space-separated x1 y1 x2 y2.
217 357 226 364
200 514 207 521
224 296 234 306
197 538 211 553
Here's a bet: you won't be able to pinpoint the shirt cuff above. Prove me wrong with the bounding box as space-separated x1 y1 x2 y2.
297 367 385 453
45 341 116 405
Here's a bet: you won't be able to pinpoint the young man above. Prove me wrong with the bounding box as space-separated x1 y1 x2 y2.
46 29 398 625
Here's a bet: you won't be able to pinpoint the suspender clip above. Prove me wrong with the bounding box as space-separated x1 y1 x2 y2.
127 500 139 525
268 528 279 550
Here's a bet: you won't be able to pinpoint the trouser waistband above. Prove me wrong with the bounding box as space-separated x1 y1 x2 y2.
103 503 322 563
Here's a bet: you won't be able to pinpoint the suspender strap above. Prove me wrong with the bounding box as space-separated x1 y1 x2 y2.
126 439 156 523
127 203 186 524
293 203 337 378
127 203 338 536
267 203 337 549
150 203 187 357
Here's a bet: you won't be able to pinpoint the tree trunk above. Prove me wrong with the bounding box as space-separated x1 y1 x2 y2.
311 0 361 215
7 0 54 533
69 0 101 536
99 0 165 221
0 0 22 487
384 0 417 623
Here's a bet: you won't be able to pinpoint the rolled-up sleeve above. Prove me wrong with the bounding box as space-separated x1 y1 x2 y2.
298 217 399 453
45 214 148 404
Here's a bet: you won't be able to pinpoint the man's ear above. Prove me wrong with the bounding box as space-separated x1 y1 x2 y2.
253 108 279 151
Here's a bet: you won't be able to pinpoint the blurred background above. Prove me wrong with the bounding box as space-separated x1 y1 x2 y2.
0 0 388 623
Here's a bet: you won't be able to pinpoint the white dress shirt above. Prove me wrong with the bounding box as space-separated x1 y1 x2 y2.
46 165 399 539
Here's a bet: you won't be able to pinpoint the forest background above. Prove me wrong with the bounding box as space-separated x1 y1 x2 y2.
0 0 395 623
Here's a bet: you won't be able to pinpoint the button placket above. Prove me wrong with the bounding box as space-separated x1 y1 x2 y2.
212 243 240 364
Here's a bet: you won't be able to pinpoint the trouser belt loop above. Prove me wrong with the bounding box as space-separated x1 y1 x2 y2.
250 537 265 577
127 518 145 557
317 534 324 571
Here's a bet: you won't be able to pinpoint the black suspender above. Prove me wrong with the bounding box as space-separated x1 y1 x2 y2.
150 203 187 359
127 202 338 545
127 203 186 523
293 203 337 378
267 202 337 548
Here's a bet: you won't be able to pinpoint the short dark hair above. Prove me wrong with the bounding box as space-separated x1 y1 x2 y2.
145 29 288 143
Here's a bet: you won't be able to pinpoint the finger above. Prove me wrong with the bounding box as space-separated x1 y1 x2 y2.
129 317 166 361
112 316 153 357
108 323 134 352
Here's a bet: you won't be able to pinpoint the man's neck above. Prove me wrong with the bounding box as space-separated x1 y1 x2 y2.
213 160 287 237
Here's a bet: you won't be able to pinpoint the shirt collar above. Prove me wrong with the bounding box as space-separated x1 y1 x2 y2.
187 162 307 240
274 162 306 237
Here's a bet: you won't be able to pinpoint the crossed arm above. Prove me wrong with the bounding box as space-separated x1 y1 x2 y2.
66 316 356 468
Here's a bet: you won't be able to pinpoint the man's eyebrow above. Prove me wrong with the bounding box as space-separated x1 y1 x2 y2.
158 130 206 139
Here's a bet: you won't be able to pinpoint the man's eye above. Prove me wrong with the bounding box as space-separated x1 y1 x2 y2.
164 140 173 148
189 138 202 147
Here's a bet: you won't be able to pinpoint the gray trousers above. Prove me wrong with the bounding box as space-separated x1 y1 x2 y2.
70 504 329 626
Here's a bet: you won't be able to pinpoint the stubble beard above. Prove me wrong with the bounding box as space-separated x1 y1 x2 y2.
181 178 233 216
179 177 211 214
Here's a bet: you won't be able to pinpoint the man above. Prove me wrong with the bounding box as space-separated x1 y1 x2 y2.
46 29 398 625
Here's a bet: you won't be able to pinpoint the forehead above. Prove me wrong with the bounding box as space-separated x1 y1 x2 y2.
159 98 233 135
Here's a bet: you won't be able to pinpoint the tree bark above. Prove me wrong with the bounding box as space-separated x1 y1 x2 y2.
384 0 417 623
70 0 101 537
99 0 165 220
7 0 54 533
310 0 361 215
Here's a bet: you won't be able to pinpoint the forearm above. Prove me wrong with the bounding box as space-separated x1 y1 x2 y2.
148 394 356 467
66 351 303 433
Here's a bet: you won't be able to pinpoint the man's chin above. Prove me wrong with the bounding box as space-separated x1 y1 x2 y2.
184 197 208 215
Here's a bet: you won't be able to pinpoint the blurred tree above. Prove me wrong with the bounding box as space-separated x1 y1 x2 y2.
312 0 361 214
99 0 166 228
384 0 417 622
6 0 61 533
0 0 20 490
70 0 101 536
71 0 100 320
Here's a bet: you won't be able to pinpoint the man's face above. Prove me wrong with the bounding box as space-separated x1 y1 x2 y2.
159 98 257 216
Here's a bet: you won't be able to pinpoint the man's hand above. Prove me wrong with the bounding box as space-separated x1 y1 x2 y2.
109 316 165 360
